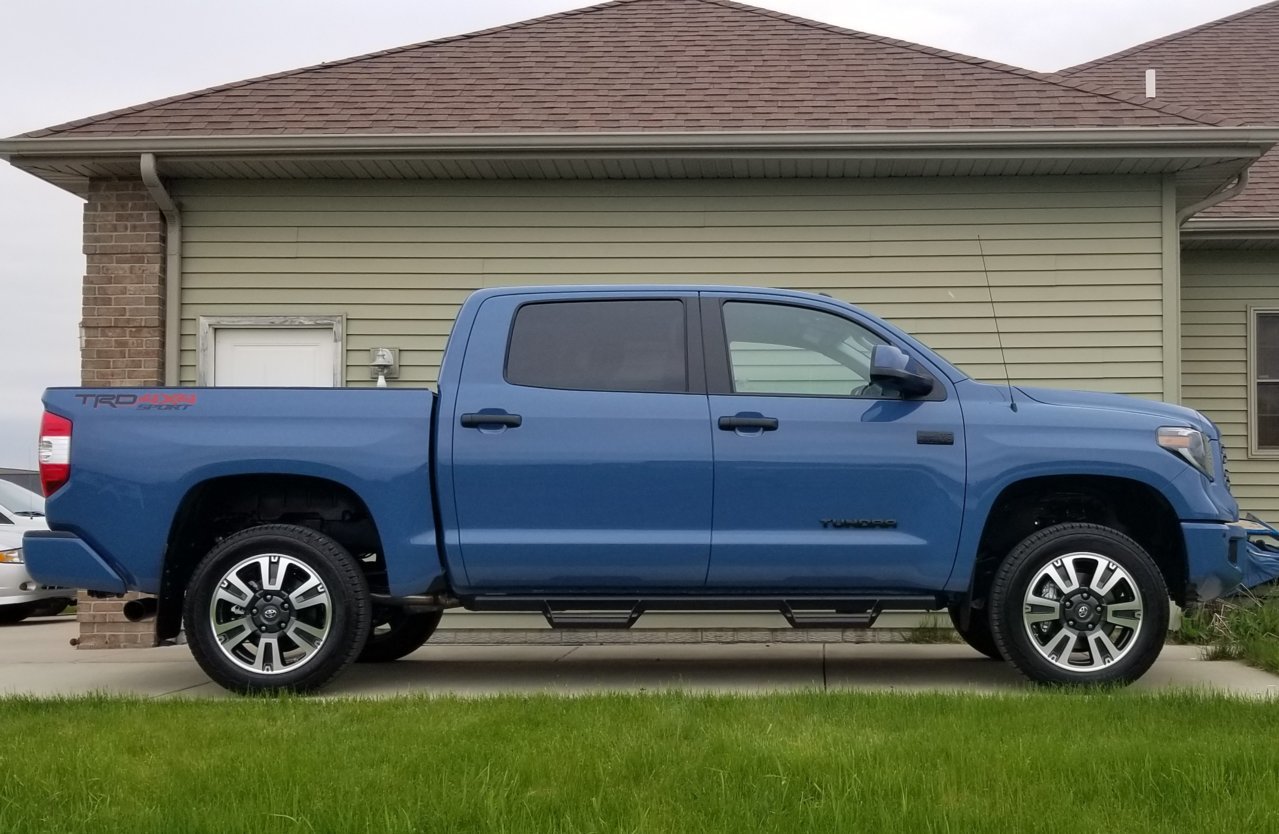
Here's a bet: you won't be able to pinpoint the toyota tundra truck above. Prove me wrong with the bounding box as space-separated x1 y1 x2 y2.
23 285 1256 693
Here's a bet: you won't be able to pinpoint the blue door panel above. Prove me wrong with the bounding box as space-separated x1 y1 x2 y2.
449 293 714 592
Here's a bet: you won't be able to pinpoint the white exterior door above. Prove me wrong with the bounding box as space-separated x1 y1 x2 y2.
211 327 339 387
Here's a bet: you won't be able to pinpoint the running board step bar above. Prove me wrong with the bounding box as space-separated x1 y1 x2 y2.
462 595 942 631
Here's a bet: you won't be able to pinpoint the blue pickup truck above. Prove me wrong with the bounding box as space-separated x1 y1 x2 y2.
25 285 1255 693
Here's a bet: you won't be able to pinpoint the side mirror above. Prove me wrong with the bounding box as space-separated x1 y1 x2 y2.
869 344 935 399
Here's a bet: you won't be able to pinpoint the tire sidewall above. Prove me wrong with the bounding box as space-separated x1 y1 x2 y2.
357 608 442 663
184 525 370 693
991 524 1170 686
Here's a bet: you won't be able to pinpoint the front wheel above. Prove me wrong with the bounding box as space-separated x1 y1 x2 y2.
989 523 1169 687
183 524 371 694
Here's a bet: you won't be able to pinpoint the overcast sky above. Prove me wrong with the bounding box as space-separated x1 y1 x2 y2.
0 0 1262 468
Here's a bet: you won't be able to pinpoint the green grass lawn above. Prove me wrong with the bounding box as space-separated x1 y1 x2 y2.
2 691 1277 834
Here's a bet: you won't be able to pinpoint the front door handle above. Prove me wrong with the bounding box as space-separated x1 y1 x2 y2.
460 412 523 429
718 415 779 431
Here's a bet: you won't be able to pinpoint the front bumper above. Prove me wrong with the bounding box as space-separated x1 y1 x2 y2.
1181 521 1247 603
21 531 127 594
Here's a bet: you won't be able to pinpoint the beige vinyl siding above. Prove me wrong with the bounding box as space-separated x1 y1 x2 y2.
1182 249 1279 516
174 176 1168 395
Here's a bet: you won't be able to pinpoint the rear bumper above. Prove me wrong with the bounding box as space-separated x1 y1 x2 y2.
21 531 127 594
1181 521 1246 603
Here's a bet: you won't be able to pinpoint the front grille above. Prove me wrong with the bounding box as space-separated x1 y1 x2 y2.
1221 442 1232 488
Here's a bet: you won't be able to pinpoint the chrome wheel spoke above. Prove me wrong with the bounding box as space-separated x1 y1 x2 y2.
1043 629 1076 662
1089 561 1125 598
214 616 254 650
251 635 280 672
289 576 329 612
1105 600 1143 627
214 573 253 609
257 555 285 591
1023 593 1060 624
1050 557 1082 594
1085 629 1121 666
286 620 326 650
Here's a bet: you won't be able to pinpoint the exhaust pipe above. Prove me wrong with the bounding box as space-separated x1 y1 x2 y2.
122 597 159 622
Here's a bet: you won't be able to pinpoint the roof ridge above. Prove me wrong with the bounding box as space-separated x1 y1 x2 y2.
20 0 639 138
1058 0 1279 76
697 0 1223 126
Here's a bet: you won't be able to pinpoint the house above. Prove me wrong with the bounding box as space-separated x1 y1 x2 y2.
2 0 1275 647
1062 0 1279 522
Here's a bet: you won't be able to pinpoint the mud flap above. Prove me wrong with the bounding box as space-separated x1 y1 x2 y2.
1242 514 1279 590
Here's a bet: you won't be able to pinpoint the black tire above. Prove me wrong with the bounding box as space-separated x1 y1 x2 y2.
989 522 1169 687
357 608 442 663
0 603 33 625
27 598 74 618
183 524 371 694
947 602 1002 660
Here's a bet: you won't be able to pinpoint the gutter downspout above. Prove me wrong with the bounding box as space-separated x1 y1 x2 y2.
1176 168 1250 225
139 153 181 386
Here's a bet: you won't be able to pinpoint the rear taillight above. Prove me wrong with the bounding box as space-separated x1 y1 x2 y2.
38 411 72 496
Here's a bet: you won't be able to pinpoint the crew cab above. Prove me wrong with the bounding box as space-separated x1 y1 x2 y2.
24 286 1252 693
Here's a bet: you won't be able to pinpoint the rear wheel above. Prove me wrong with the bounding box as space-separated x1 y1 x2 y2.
357 608 442 663
990 523 1168 686
947 602 1002 660
184 524 371 694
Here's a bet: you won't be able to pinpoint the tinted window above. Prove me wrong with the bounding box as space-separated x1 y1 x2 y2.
506 300 687 393
723 301 888 396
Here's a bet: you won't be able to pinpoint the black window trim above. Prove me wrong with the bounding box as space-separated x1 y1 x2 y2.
502 296 706 395
699 295 947 402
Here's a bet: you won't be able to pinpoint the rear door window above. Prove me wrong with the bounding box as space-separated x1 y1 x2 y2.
505 300 687 393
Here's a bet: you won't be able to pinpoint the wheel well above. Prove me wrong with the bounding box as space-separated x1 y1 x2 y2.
156 475 386 640
967 476 1187 609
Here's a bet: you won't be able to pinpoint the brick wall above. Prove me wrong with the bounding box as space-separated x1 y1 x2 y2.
76 178 166 649
81 178 166 386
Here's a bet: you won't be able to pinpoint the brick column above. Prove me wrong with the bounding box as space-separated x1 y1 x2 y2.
74 178 166 649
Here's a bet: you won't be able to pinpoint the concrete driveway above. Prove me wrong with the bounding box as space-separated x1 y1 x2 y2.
2 617 1277 699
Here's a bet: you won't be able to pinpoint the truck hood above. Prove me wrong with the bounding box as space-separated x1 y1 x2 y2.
1015 386 1216 437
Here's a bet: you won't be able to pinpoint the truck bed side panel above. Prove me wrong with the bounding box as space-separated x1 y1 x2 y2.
40 388 442 597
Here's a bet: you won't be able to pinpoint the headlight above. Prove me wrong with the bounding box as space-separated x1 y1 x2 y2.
0 548 23 564
1157 426 1213 479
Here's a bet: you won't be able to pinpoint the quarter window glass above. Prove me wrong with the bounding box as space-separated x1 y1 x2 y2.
506 300 687 393
723 302 888 396
1256 311 1279 449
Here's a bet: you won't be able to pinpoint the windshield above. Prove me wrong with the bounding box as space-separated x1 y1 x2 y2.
0 480 45 517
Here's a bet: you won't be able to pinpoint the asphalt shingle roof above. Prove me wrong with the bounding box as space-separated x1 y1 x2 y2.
1062 1 1279 218
22 0 1224 140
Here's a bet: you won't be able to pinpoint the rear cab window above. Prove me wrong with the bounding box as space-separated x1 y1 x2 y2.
505 299 689 393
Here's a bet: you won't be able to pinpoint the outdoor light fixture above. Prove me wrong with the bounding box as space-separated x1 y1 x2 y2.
369 347 400 388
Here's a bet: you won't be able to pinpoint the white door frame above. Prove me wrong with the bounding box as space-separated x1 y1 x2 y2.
197 315 346 386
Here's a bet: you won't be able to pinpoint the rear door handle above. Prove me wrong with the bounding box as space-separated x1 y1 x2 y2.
460 412 523 429
718 415 779 431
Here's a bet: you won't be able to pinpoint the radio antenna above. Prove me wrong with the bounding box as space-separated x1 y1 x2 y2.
977 235 1017 412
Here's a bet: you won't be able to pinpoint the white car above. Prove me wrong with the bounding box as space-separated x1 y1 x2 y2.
0 482 74 624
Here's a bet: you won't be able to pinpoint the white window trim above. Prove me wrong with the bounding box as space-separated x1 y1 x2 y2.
197 315 346 387
1248 306 1279 458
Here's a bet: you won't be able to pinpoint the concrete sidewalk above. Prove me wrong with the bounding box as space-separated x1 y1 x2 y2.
2 617 1277 699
